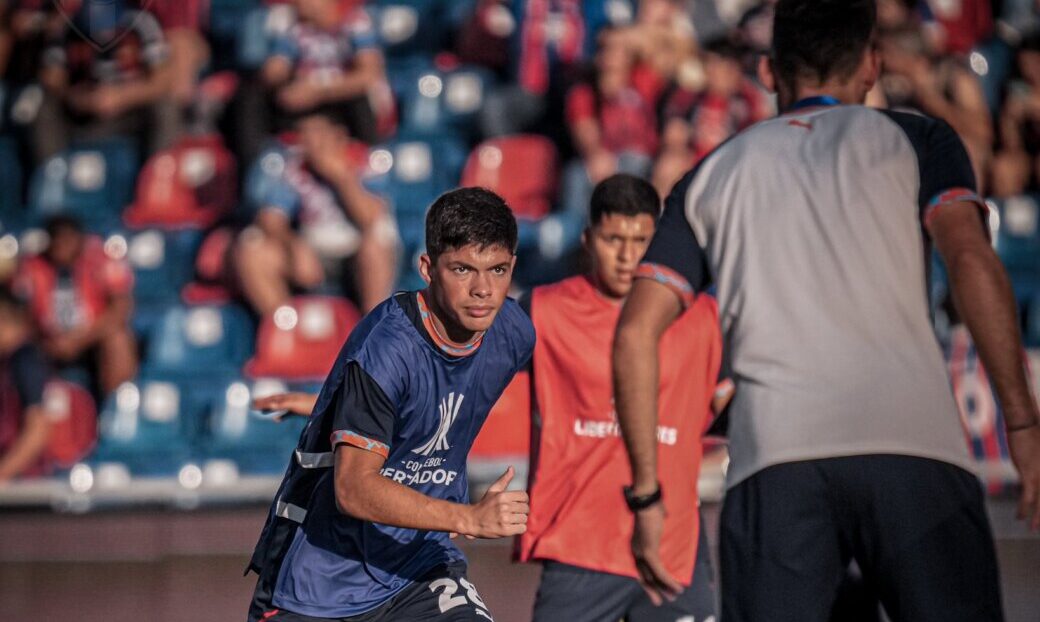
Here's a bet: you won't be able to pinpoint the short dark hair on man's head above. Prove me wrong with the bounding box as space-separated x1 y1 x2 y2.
425 187 518 261
589 174 660 226
772 0 877 91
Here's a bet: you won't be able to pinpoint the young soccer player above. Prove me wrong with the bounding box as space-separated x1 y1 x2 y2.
519 174 723 622
614 1 1040 620
246 187 535 622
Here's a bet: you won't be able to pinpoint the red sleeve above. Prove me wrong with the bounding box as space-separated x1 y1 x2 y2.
566 84 597 126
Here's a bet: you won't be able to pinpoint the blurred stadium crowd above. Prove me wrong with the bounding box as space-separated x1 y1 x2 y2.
0 0 1038 493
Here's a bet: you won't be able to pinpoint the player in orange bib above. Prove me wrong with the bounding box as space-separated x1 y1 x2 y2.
516 174 726 622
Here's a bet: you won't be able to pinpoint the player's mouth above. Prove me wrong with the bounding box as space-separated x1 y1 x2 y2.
466 306 495 318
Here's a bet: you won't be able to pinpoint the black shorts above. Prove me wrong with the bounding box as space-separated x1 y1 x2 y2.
720 455 1003 622
532 519 717 622
249 563 494 622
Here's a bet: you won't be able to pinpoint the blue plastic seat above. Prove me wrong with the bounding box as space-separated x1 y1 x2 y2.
202 377 308 475
143 303 255 379
208 0 261 70
992 195 1040 298
90 378 202 476
396 64 496 139
1026 296 1040 348
27 138 138 233
372 0 448 60
126 229 204 307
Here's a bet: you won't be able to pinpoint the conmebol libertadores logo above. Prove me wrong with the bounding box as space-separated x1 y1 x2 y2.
54 0 154 52
413 393 464 456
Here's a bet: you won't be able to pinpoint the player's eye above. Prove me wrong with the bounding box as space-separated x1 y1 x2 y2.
453 266 469 275
492 266 508 275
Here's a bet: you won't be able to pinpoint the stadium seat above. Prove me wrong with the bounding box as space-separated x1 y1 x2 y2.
27 138 138 233
372 0 448 60
237 3 297 70
1026 296 1040 348
182 227 235 304
245 296 361 380
992 195 1040 297
364 134 467 248
90 378 203 476
202 377 308 475
460 135 557 221
123 135 237 230
143 303 255 379
395 62 495 139
41 380 98 470
208 0 262 71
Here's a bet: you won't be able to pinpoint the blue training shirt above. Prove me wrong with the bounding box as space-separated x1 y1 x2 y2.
262 291 534 617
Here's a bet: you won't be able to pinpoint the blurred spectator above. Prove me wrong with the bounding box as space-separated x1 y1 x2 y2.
920 0 993 56
653 37 771 195
561 27 660 220
0 287 54 483
12 216 136 397
135 0 208 107
480 0 635 138
454 0 514 74
0 0 65 86
992 32 1040 197
619 0 695 82
879 25 994 188
260 0 383 144
33 0 177 163
233 110 397 317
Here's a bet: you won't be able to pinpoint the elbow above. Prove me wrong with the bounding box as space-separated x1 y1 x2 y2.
334 479 365 518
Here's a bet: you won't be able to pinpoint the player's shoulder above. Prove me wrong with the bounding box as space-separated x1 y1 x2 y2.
343 295 418 363
532 275 588 305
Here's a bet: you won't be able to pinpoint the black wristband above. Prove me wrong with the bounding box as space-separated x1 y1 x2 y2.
623 484 662 512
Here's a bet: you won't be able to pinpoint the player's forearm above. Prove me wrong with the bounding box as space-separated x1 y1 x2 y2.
947 248 1039 428
335 470 472 535
612 317 662 495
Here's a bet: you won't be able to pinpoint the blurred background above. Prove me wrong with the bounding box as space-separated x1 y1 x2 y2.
0 0 1038 620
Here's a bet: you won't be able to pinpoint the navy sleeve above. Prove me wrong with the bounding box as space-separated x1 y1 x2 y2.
879 110 986 229
330 362 396 458
11 345 48 409
638 169 712 303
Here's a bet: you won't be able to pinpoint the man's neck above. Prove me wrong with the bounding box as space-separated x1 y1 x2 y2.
587 273 625 306
418 290 480 346
779 83 865 112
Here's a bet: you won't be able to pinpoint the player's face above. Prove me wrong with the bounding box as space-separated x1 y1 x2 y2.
419 243 516 338
584 213 656 300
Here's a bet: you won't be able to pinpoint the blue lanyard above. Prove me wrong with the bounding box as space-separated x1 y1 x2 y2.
788 95 841 111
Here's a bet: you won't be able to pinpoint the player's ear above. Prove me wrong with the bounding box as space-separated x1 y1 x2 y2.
861 45 881 92
418 253 434 285
757 55 776 94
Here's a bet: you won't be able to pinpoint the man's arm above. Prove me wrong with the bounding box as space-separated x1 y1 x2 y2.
334 447 528 538
613 278 684 496
930 202 1040 530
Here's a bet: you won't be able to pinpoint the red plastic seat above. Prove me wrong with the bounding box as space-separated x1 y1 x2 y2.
245 296 361 380
471 371 530 460
41 381 98 469
182 227 235 304
460 135 557 221
124 134 237 230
